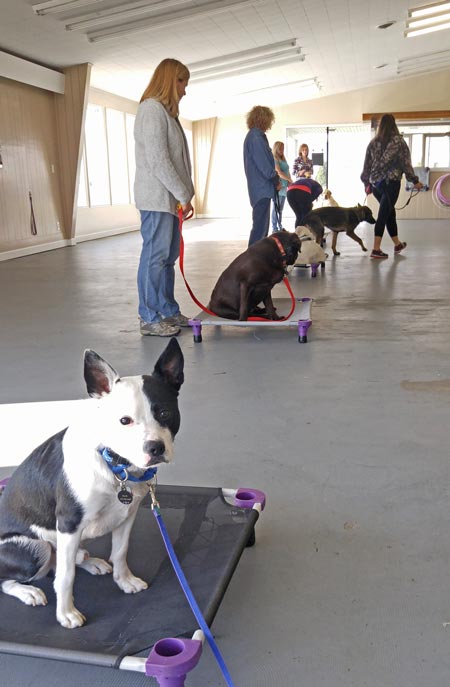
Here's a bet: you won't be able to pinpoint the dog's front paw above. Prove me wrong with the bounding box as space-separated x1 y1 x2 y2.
333 250 340 256
20 585 48 606
362 246 368 252
115 572 148 594
57 607 86 629
78 556 112 575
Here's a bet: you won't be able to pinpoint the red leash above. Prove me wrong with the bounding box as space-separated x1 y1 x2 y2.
177 207 297 321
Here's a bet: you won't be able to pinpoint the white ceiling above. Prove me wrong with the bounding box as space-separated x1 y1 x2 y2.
1 0 450 120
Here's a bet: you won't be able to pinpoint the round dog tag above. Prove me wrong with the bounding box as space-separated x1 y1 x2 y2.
117 486 133 505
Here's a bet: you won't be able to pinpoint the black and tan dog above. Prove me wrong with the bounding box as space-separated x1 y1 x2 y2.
302 204 376 256
208 231 301 321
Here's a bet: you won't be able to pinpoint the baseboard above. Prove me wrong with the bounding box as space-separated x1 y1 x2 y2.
0 239 72 262
75 225 139 243
0 226 140 261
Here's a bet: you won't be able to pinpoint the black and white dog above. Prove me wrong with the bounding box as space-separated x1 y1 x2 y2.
0 338 184 629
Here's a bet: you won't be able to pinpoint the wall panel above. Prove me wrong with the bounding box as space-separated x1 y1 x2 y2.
0 77 64 252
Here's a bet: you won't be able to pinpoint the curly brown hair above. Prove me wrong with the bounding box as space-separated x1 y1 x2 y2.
246 105 275 132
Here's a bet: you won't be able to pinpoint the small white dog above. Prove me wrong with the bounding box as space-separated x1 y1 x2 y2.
293 226 328 267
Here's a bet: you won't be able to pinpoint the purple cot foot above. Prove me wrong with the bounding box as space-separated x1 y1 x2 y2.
235 488 266 511
145 638 203 686
311 263 318 278
298 319 312 343
188 318 202 343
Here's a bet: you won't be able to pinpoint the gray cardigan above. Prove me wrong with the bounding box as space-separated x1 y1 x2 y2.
134 98 194 215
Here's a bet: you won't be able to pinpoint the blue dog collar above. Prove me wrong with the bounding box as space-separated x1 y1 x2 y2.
100 447 157 483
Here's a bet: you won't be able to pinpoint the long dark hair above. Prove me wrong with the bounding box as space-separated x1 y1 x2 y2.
375 114 400 149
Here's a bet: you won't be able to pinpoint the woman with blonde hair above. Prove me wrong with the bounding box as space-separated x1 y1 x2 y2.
271 140 292 232
243 105 280 246
134 58 195 336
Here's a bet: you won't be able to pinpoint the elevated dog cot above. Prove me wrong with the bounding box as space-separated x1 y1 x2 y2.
0 476 265 686
188 297 313 344
294 262 325 278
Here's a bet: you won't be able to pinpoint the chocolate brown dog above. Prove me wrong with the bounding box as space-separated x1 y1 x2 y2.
208 231 301 321
302 204 376 256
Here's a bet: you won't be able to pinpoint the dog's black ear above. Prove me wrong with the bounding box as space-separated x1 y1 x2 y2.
153 338 184 392
84 350 120 398
285 234 301 265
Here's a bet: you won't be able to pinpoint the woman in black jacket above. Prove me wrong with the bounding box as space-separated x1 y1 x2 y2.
361 114 423 259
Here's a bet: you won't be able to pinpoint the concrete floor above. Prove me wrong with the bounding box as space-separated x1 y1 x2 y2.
1 216 450 686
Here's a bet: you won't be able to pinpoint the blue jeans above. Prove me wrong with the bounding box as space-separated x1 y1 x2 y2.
271 194 286 232
137 210 181 323
248 197 271 246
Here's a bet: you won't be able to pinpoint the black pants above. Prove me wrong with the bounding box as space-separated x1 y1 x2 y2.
372 180 400 238
286 189 313 229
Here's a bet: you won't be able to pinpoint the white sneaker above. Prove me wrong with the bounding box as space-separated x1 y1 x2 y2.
140 320 180 337
162 313 191 327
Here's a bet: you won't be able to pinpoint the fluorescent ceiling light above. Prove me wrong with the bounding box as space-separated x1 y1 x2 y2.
407 9 450 26
188 40 297 72
67 0 199 31
237 78 319 96
189 44 303 83
190 53 305 82
410 1 450 17
397 48 450 72
33 0 102 15
405 20 450 35
86 0 263 41
406 1 450 35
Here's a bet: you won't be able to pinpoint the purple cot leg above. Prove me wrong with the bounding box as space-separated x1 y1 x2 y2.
0 478 10 495
234 488 266 511
298 319 312 344
311 263 318 278
145 637 203 686
188 318 202 343
234 488 266 547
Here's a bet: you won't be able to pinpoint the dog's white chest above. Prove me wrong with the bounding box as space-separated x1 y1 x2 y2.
80 487 144 540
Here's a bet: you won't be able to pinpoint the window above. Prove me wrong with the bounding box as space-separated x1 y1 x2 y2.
84 104 110 206
125 113 136 201
398 124 450 169
79 104 137 208
425 134 450 168
106 108 130 204
77 147 89 207
285 124 371 206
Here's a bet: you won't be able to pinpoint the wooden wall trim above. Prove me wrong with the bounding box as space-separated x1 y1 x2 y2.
54 63 91 240
363 111 450 122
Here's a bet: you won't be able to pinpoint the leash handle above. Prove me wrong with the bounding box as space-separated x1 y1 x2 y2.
151 496 236 687
177 207 296 322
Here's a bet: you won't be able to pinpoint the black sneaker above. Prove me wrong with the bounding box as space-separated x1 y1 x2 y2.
370 249 388 259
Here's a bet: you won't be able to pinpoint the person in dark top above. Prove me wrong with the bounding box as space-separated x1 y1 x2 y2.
361 114 423 259
286 177 323 229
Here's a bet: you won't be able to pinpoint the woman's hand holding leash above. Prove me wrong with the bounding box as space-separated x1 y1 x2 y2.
180 201 194 219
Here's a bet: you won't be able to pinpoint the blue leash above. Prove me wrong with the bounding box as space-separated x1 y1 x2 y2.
100 448 236 685
148 484 236 687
